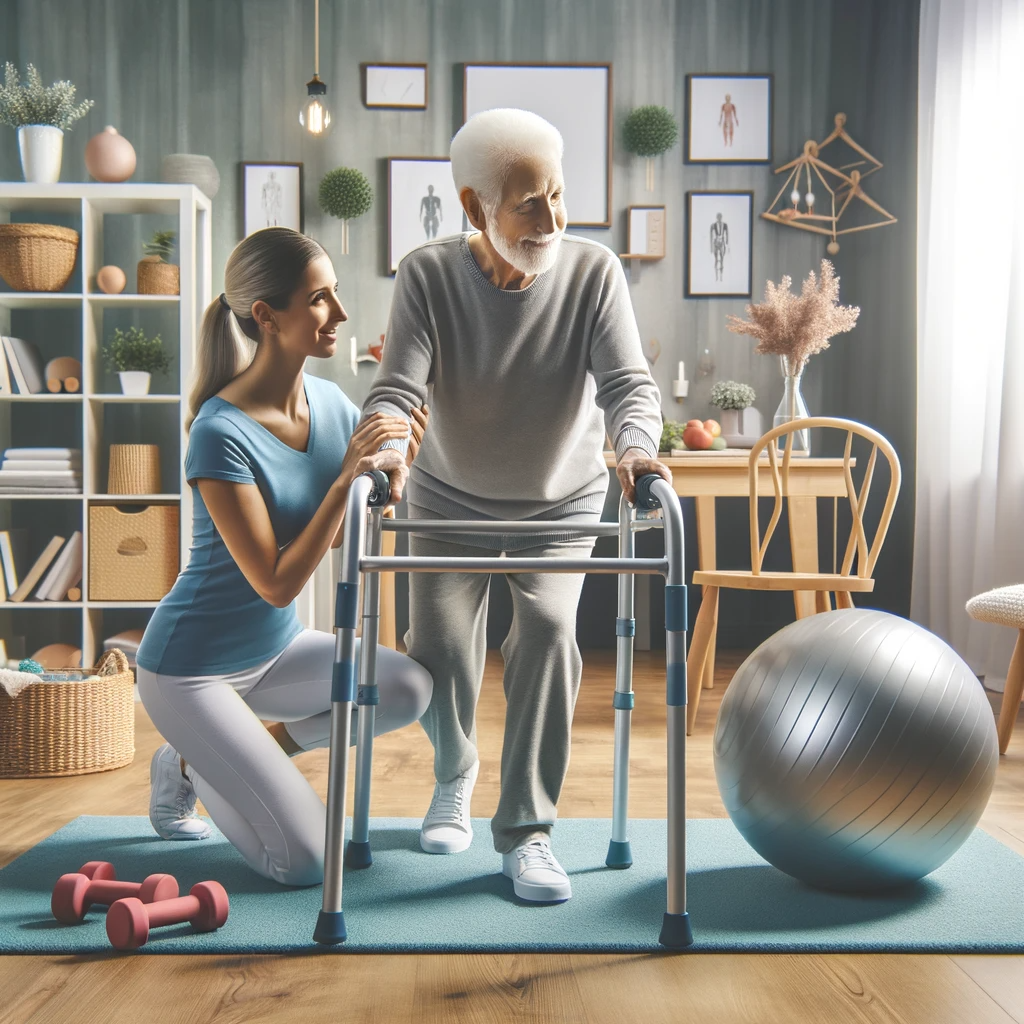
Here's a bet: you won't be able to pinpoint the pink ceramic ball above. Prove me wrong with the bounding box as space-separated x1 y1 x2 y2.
96 265 127 294
85 126 137 183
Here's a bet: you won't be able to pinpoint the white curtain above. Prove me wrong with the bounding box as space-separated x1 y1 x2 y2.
913 0 1024 690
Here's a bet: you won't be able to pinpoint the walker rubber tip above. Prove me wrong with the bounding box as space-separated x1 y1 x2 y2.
605 839 633 869
313 910 348 945
345 840 373 870
659 911 694 949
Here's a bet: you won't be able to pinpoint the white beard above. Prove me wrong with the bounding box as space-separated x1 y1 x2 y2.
487 223 563 277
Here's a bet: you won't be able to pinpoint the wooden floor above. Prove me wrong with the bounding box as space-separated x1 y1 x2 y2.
1 649 1022 1024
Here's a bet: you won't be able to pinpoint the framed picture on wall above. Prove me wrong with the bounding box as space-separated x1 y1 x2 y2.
463 63 612 227
241 162 304 236
362 63 428 109
685 74 773 164
686 191 753 298
621 206 666 259
387 157 465 275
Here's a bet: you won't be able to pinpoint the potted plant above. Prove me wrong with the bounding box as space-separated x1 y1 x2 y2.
622 105 678 191
0 62 94 183
709 380 762 448
104 326 171 396
318 167 374 255
137 230 179 295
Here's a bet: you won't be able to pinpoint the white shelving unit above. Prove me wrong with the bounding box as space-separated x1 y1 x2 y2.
0 183 212 666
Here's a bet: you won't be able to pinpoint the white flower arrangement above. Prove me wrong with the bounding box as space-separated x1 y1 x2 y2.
0 62 94 130
709 380 757 411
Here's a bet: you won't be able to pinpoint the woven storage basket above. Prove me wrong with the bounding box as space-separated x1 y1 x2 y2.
137 258 179 295
0 223 79 292
89 504 179 600
0 650 135 778
107 444 161 495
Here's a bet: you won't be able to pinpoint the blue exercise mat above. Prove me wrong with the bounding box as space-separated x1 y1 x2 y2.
2 816 1022 954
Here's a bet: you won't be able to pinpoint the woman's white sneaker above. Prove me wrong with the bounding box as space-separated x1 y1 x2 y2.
420 760 479 854
502 833 572 902
148 743 212 840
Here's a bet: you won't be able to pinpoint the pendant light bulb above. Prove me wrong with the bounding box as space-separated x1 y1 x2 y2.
300 0 332 137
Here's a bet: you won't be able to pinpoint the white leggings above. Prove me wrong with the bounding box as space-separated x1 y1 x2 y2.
136 629 433 886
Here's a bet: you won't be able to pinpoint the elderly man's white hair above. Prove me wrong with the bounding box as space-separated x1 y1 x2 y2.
450 108 564 209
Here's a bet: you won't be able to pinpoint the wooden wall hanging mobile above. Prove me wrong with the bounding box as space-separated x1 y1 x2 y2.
761 113 896 253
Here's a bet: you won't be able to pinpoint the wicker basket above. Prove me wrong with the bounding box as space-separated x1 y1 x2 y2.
137 258 180 295
89 503 179 600
107 444 161 495
0 649 135 778
0 223 79 292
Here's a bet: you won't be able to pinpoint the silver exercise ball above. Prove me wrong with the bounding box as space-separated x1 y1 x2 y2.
714 609 998 891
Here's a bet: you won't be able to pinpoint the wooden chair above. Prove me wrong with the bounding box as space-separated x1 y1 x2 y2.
685 416 902 734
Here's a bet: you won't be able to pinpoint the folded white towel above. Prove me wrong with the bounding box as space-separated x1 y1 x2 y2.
3 448 83 461
0 668 101 698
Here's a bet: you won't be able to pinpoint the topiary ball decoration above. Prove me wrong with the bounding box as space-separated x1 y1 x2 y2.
318 167 374 221
19 658 43 674
623 105 679 158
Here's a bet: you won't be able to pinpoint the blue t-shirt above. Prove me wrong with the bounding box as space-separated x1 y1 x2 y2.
136 373 360 676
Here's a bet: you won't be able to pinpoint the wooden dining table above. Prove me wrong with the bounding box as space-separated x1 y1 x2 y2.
377 451 853 684
603 450 855 691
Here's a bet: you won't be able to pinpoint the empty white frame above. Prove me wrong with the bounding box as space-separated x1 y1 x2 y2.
362 64 428 110
463 63 612 227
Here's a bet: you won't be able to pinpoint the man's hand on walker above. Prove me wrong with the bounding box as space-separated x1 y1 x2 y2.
353 448 408 506
616 448 673 506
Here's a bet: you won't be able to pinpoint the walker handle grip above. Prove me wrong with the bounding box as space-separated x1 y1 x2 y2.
634 474 662 511
366 470 392 508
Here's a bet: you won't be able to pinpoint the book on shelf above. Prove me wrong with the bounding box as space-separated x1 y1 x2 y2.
9 535 65 602
1 336 45 395
0 528 31 593
0 346 9 396
36 531 82 601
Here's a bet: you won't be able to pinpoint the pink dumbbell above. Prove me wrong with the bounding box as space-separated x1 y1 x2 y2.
106 881 229 950
51 861 179 924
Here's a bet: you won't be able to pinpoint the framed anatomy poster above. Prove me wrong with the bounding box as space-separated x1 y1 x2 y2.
686 191 753 298
241 162 304 236
685 74 773 164
387 156 464 274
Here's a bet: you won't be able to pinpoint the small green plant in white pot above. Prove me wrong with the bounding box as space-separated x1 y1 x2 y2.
710 380 762 448
0 62 94 183
104 326 171 396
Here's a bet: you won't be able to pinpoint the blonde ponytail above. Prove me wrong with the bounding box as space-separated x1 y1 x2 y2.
185 227 327 431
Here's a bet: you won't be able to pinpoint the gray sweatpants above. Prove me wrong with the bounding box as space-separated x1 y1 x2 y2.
405 505 597 853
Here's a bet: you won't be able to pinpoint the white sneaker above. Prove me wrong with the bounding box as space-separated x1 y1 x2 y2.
502 832 572 902
420 760 479 854
148 743 212 841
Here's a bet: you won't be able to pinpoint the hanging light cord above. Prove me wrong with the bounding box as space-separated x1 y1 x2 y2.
314 0 320 78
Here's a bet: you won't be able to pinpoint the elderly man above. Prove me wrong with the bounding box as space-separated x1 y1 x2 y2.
364 108 670 904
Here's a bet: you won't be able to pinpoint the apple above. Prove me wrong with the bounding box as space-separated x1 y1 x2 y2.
682 424 713 450
703 418 722 438
685 419 705 431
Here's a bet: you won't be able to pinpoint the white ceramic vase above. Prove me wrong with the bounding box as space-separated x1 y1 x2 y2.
18 125 64 183
118 371 151 396
720 407 764 448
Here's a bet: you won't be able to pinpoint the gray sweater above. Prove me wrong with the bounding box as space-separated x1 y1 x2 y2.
364 233 662 545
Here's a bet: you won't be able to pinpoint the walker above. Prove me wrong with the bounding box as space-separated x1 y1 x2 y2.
313 470 693 949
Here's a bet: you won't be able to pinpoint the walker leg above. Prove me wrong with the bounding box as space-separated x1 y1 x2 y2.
607 495 635 869
347 510 383 870
314 476 374 945
650 479 693 949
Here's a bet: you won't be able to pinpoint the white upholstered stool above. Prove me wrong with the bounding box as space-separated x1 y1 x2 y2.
966 584 1024 754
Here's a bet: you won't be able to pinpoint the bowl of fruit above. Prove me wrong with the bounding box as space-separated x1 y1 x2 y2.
672 418 728 453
